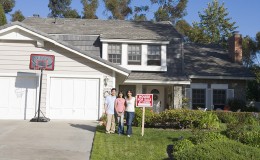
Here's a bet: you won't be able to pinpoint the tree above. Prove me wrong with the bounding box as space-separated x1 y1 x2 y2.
0 4 7 25
175 19 192 37
190 0 237 46
151 0 188 23
103 0 132 20
48 0 71 18
11 10 25 22
133 5 149 21
0 0 15 13
63 9 81 18
81 0 98 19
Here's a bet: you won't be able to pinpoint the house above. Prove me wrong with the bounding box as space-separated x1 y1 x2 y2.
0 17 254 120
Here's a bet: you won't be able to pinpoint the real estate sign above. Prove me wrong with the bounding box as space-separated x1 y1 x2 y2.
136 94 153 136
136 94 153 107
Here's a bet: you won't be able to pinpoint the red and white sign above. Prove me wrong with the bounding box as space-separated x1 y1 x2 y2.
136 94 153 107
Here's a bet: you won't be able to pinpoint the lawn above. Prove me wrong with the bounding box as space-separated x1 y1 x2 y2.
90 126 193 160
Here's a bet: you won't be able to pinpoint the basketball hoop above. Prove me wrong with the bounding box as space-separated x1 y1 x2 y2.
29 54 55 70
29 54 55 122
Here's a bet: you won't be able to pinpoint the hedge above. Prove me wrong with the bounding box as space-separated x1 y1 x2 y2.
173 140 260 160
134 108 220 130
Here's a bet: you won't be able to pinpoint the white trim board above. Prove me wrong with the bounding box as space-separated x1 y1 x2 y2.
124 79 190 85
100 38 170 44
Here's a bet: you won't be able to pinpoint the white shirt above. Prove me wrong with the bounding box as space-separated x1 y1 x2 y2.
125 97 135 112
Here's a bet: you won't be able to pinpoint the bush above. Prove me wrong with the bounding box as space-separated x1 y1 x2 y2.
225 124 260 148
173 140 260 160
134 108 220 130
214 111 260 125
189 131 228 145
173 139 194 152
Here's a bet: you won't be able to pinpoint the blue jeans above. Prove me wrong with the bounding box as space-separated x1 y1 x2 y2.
117 112 124 134
126 112 135 135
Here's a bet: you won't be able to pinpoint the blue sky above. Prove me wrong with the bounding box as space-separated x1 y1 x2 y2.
6 0 260 38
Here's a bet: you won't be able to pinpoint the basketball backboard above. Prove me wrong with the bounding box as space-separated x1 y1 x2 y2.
29 54 55 70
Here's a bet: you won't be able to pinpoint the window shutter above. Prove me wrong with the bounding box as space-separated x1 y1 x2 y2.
227 89 234 100
207 89 213 110
185 88 192 109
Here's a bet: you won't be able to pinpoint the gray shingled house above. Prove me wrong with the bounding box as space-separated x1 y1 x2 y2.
0 17 254 120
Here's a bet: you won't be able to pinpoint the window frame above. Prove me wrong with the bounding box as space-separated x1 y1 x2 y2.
147 45 161 66
192 89 206 109
127 44 141 65
107 43 122 65
213 89 227 109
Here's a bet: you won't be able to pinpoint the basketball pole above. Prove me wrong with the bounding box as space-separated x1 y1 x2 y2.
37 68 43 122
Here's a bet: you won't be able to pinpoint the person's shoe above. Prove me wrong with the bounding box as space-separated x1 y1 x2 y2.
110 131 115 134
127 135 130 137
106 131 110 134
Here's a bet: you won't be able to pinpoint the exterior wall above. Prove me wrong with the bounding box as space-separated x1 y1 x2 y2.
0 40 115 116
191 79 247 101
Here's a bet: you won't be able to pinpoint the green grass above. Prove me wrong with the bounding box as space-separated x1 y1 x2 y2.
90 126 193 160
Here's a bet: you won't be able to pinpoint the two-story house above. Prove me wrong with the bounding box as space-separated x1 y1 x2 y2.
0 17 254 120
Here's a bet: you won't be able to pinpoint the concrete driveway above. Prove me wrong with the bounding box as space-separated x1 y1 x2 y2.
0 120 97 160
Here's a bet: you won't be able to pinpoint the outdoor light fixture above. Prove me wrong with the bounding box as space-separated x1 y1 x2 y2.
104 76 109 86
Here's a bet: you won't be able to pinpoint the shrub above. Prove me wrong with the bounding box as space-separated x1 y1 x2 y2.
214 111 260 125
173 139 194 152
173 140 260 160
189 131 228 145
225 124 260 148
134 109 220 130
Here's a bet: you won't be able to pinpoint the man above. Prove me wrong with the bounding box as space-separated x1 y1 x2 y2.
104 88 117 133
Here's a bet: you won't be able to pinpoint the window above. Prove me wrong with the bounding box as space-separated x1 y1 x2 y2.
128 45 141 65
148 45 161 66
192 89 206 109
213 89 226 109
108 44 121 64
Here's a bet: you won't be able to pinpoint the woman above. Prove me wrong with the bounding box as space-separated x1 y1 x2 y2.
114 91 126 135
125 90 135 137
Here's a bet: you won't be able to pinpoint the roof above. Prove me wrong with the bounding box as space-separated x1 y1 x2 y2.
22 17 182 40
184 43 255 78
0 21 130 75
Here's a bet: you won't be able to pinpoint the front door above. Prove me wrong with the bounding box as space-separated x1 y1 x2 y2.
146 86 164 113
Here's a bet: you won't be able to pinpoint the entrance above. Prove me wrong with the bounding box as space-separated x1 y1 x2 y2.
146 86 164 113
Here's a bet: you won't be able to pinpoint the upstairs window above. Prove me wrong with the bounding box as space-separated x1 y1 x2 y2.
108 44 121 64
128 45 141 65
147 45 161 66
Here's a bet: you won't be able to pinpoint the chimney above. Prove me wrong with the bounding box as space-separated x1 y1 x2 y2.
33 14 40 17
228 31 242 64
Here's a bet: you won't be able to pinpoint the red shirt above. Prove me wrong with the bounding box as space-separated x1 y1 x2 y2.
115 98 126 112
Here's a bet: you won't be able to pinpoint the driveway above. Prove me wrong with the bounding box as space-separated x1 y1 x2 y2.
0 120 97 160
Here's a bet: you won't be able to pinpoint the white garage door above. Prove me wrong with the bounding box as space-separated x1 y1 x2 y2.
0 75 38 119
49 77 100 120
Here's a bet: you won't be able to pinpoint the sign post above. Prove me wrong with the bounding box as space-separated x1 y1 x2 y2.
136 94 153 136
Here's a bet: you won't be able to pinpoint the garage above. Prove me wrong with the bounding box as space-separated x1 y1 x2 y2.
48 77 100 120
0 74 38 119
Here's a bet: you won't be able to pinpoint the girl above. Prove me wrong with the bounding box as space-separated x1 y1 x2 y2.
114 91 126 135
125 90 135 137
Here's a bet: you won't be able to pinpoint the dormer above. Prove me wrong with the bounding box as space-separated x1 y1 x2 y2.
101 39 169 72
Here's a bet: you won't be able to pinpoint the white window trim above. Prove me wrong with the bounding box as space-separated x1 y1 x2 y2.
103 43 167 71
191 83 208 89
211 84 228 89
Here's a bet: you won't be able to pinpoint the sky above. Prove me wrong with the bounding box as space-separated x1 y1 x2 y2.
5 0 260 38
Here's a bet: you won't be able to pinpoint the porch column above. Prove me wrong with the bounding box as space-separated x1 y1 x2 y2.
136 84 143 94
173 85 182 109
